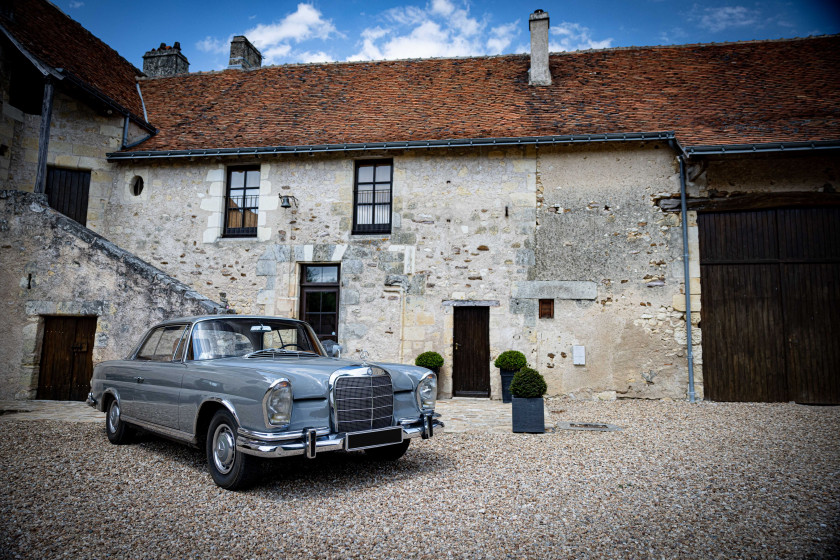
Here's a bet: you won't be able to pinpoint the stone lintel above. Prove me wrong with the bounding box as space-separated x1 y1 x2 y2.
512 281 597 300
442 300 501 307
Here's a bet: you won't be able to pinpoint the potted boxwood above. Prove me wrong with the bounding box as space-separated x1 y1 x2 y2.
494 350 527 403
415 351 443 374
509 367 547 433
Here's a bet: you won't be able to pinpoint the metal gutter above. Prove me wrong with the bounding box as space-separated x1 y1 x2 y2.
684 139 840 156
678 156 697 404
106 131 676 160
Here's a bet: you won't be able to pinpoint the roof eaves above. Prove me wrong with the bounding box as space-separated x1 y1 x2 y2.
684 140 840 157
0 23 62 78
106 131 677 160
57 70 156 133
0 23 155 133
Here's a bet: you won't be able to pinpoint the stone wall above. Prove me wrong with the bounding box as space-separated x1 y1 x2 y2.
0 70 133 236
532 142 695 399
102 146 539 398
0 190 222 399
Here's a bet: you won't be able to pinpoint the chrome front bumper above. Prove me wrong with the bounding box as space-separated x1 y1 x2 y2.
236 413 443 459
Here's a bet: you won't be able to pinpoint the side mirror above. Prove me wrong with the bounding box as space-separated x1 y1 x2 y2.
331 344 342 359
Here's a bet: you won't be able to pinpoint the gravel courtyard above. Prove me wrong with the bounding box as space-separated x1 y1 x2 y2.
1 400 838 559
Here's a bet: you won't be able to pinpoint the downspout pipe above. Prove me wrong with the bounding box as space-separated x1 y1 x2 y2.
679 155 697 403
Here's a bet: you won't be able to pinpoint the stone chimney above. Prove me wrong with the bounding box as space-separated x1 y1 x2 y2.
142 42 189 77
528 10 551 86
228 36 262 70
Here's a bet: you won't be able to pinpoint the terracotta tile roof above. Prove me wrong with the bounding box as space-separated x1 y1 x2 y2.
1 0 145 120
130 36 840 154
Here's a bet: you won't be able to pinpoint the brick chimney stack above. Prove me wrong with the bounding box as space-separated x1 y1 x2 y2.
228 36 262 70
142 42 189 77
528 10 551 86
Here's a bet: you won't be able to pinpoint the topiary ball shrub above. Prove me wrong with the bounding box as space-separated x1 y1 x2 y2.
509 367 547 399
415 351 444 370
494 350 527 371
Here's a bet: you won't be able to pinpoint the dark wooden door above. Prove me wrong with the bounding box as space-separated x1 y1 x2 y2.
45 167 91 226
699 208 840 404
37 316 97 401
452 306 490 397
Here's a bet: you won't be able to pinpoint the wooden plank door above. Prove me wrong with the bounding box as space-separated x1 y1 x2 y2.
45 167 91 226
37 316 97 401
699 208 840 404
452 306 490 397
777 208 840 404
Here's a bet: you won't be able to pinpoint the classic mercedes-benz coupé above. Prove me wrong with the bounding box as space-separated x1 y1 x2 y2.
87 316 441 489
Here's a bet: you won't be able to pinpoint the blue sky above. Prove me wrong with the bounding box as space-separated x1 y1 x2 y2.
63 0 840 72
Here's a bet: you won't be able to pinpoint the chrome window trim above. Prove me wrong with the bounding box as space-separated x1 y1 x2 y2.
262 377 292 430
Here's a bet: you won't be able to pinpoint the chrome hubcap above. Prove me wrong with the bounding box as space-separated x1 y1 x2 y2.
212 424 236 474
108 402 120 433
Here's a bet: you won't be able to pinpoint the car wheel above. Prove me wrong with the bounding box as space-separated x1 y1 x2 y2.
206 409 255 490
365 439 410 461
105 398 132 444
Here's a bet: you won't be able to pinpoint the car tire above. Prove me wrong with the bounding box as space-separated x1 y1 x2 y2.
365 439 410 461
206 409 255 490
105 398 132 445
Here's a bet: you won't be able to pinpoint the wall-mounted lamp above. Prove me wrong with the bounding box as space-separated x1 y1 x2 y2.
279 195 299 208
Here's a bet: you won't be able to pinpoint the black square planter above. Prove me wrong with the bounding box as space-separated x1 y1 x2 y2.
500 369 515 403
511 397 545 433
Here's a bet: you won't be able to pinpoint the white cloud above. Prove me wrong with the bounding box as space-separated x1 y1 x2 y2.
431 0 455 17
486 22 518 54
347 0 514 61
196 36 229 55
242 3 338 64
68 1 84 8
298 51 336 63
690 5 760 33
549 22 613 51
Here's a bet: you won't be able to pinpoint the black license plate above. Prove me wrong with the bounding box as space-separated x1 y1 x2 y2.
345 427 403 451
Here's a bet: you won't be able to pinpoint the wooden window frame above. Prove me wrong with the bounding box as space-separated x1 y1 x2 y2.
352 159 393 235
223 166 260 238
539 299 554 319
299 264 341 342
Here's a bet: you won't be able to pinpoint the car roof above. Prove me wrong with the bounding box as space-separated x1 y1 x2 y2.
156 315 305 327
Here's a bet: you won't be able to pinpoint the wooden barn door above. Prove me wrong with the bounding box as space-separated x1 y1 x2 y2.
37 316 97 401
699 208 840 404
452 306 490 397
45 167 91 226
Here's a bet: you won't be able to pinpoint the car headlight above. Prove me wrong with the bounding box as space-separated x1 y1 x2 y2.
264 379 292 428
416 372 437 411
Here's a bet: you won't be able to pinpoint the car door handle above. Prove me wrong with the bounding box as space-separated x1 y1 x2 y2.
134 376 145 384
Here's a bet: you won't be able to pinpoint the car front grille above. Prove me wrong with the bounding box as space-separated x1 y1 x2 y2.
333 368 394 433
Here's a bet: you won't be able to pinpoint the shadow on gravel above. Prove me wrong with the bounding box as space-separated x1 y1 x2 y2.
129 429 453 495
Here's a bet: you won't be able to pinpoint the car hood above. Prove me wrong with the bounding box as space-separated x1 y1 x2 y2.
214 356 428 399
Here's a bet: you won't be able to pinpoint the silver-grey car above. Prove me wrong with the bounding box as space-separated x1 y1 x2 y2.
87 316 441 489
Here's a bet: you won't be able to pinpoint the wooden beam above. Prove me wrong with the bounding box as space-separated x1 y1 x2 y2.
34 78 55 194
659 192 840 212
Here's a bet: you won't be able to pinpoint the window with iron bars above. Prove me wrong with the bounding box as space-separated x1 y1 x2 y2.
224 166 260 238
353 160 392 234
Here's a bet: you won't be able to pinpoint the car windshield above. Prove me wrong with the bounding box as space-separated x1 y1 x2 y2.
188 318 325 360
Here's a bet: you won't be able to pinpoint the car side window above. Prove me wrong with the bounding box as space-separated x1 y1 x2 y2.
136 325 188 362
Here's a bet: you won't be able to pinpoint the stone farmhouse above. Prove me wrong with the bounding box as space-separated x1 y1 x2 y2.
1 0 838 404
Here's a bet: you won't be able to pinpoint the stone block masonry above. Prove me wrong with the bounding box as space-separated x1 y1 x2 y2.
0 190 222 399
